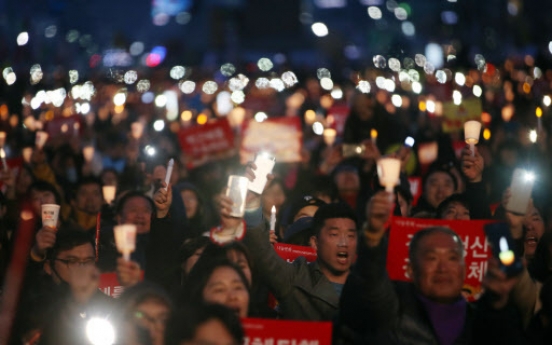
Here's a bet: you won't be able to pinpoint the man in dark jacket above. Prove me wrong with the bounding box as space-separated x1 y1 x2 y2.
339 191 525 344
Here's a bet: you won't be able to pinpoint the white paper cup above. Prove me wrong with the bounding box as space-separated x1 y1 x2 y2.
377 158 402 192
41 204 60 229
226 175 249 218
35 131 49 149
114 224 137 261
83 146 95 162
464 120 481 156
323 128 337 146
22 147 33 164
103 185 116 205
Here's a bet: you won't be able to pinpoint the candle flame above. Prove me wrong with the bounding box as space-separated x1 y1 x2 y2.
536 107 543 118
0 148 5 159
371 129 378 139
271 205 276 213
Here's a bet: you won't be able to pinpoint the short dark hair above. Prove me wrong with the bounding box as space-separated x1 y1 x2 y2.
46 230 94 261
117 281 172 319
165 303 244 345
181 258 250 306
422 167 458 192
408 227 464 268
200 241 253 271
436 194 471 219
28 180 62 205
115 191 155 216
312 202 358 237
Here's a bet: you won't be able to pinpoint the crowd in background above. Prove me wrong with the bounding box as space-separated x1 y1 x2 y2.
1 55 552 344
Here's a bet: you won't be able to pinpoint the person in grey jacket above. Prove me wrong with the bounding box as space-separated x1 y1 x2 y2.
218 183 358 321
339 190 526 345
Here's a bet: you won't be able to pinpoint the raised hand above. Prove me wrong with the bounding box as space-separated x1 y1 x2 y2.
364 191 395 247
32 226 57 259
153 182 172 218
116 257 141 288
482 257 520 309
244 162 274 209
461 145 484 183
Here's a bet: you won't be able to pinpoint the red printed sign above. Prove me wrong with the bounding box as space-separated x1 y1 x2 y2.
240 117 302 164
386 217 494 301
327 104 349 137
98 271 144 298
242 318 332 345
178 118 235 167
274 243 317 263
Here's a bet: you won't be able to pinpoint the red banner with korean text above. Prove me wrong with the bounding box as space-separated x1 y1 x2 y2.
240 117 302 164
327 104 349 137
242 318 332 345
386 217 494 301
178 118 236 168
274 243 317 263
98 271 144 298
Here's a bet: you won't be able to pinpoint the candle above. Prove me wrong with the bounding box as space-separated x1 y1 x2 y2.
464 120 481 157
376 157 401 192
114 224 137 261
83 146 94 163
536 107 543 133
0 131 6 147
323 128 336 146
103 185 116 205
270 205 276 231
0 148 7 173
165 159 174 191
371 129 378 146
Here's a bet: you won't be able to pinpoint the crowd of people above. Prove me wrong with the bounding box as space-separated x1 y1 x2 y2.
1 56 552 345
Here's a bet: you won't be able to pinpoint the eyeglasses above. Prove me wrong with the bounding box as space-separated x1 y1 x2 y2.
53 258 96 269
133 311 169 327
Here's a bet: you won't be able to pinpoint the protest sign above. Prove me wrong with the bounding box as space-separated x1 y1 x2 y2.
386 217 494 301
442 98 482 133
178 118 235 168
327 104 349 137
240 117 302 164
242 318 332 345
98 271 144 298
274 243 317 263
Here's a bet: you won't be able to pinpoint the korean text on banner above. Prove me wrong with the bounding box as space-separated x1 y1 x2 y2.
98 271 144 298
442 98 482 133
274 243 317 263
386 217 494 301
240 117 302 164
242 318 332 345
178 118 235 167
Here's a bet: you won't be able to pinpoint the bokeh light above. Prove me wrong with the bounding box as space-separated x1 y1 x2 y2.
17 32 29 46
311 22 329 37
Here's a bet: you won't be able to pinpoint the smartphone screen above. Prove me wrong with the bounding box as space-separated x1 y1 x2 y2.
404 136 415 148
506 168 534 215
342 144 365 158
484 222 523 277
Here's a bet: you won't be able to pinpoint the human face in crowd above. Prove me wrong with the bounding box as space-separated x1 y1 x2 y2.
334 171 360 195
424 172 455 208
410 232 465 304
30 189 57 216
397 193 411 217
315 218 357 280
441 202 470 220
131 298 170 345
16 168 34 195
226 249 252 285
523 206 545 258
182 319 239 345
44 243 95 284
74 183 103 215
261 183 286 215
183 247 206 275
181 189 199 219
118 196 152 234
203 267 249 318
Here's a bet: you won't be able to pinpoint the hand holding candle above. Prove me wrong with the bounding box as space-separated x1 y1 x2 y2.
464 120 481 157
83 146 94 163
376 157 401 192
103 185 116 205
371 129 378 146
0 148 7 173
0 131 6 147
323 128 337 146
41 204 60 229
114 224 137 261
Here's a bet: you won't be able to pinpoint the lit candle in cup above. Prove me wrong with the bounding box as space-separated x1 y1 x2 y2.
323 128 336 146
377 157 401 192
114 224 137 261
0 148 7 172
536 107 543 133
22 147 33 164
103 185 117 205
270 205 276 231
83 146 94 163
464 120 481 157
0 131 6 147
131 122 144 139
371 129 378 146
35 131 49 150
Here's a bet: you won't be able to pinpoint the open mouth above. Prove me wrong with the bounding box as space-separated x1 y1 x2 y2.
337 251 349 264
525 236 538 247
